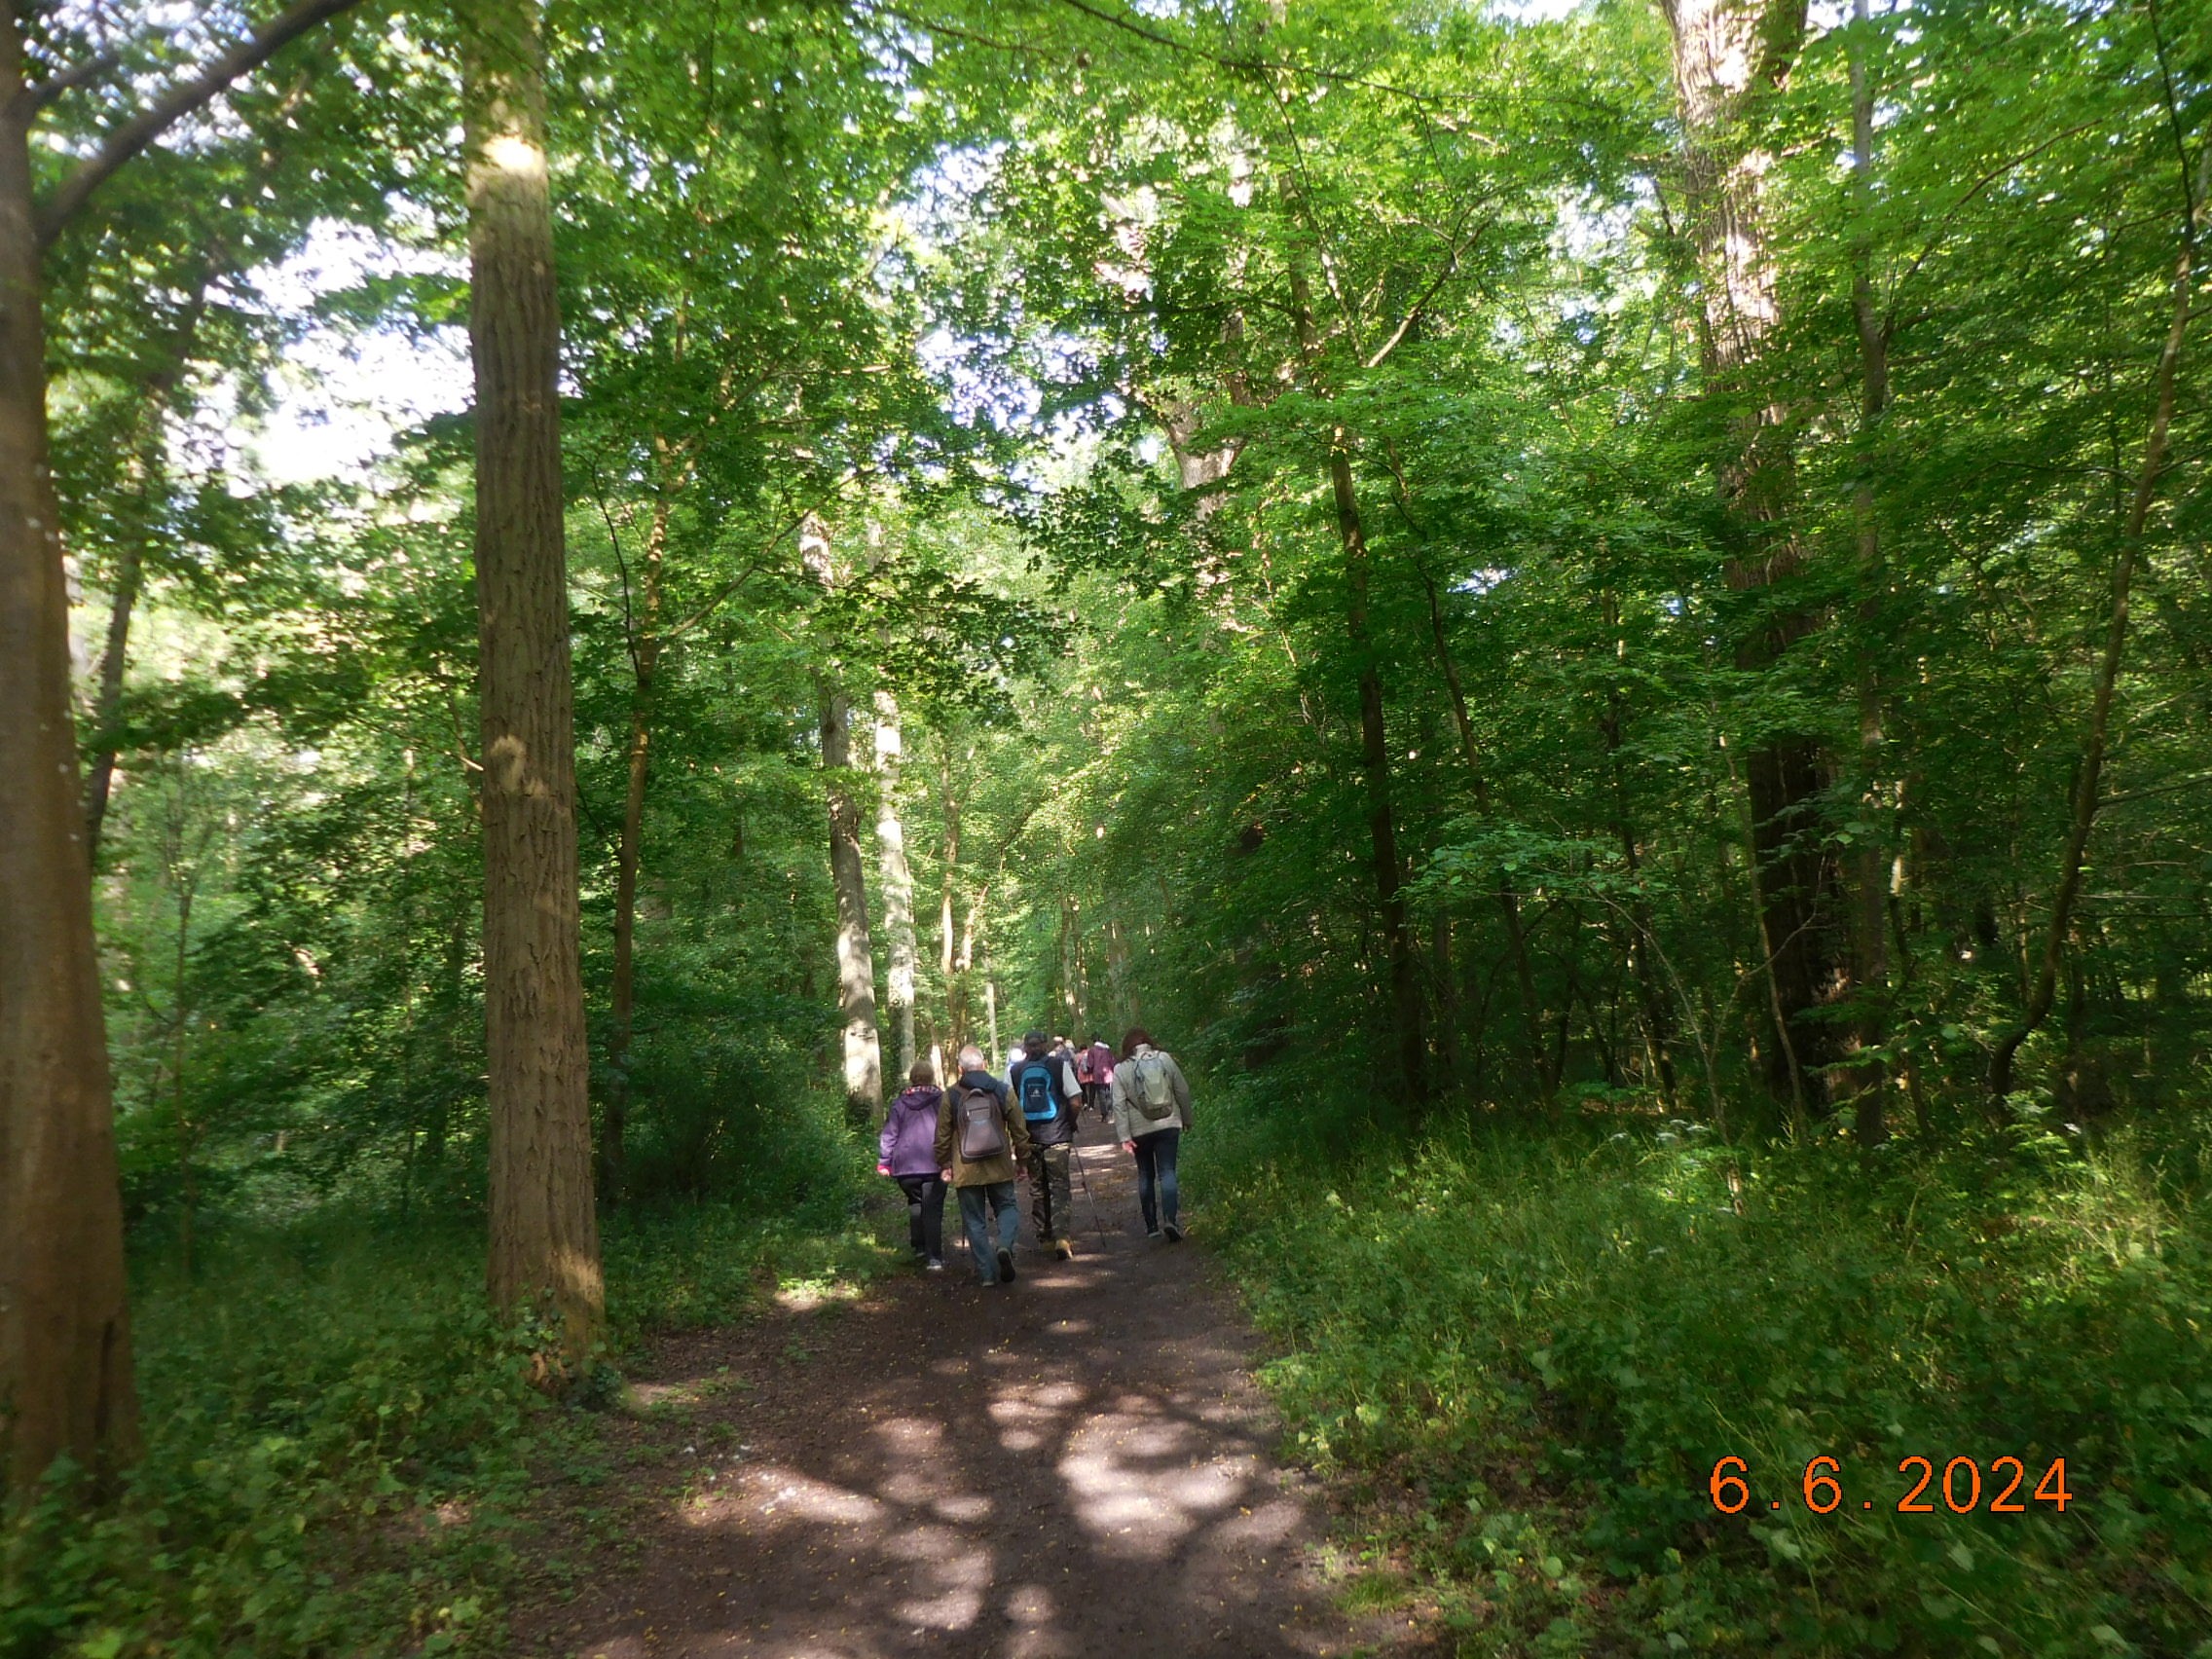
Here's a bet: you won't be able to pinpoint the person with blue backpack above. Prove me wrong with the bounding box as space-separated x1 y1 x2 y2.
1008 1028 1083 1261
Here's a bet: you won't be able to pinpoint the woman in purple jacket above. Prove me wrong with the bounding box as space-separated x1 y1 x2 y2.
879 1061 947 1270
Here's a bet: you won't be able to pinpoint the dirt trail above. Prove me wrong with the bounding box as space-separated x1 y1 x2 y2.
514 1119 1402 1658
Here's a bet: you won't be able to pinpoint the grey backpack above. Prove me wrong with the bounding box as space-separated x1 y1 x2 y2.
1126 1051 1179 1122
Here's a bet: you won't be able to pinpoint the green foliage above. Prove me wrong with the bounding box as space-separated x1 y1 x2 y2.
1198 1091 2212 1655
3 1153 883 1659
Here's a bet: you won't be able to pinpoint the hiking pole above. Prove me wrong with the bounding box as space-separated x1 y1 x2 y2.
1069 1137 1110 1250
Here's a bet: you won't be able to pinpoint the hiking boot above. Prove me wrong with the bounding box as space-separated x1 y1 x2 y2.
997 1248 1017 1283
1145 1227 1163 1239
926 1259 945 1272
1162 1221 1185 1242
1052 1238 1075 1261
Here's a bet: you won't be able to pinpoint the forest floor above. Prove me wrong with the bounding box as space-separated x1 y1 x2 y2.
509 1117 1419 1659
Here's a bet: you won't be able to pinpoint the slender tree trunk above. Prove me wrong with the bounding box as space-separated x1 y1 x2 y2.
84 257 217 859
819 679 881 1122
1331 438 1427 1109
938 741 964 1052
1843 0 1890 1145
1106 916 1135 1033
604 473 672 1206
461 0 601 1366
1415 555 1549 1097
1287 264 1424 1106
1430 911 1463 1085
874 690 917 1081
1662 0 1851 1109
0 14 140 1494
1989 139 2208 1102
1596 605 1680 1108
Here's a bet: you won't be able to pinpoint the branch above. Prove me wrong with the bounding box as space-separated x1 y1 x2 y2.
38 0 363 246
1044 0 1442 108
15 50 122 120
1363 210 1485 370
666 471 867 640
1882 122 2098 339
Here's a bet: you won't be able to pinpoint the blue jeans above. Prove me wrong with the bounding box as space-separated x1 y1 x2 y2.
958 1181 1020 1282
1132 1128 1181 1232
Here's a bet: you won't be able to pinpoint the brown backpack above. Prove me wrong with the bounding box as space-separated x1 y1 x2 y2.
956 1083 1010 1161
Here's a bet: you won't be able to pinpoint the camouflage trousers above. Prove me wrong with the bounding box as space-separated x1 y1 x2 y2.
1023 1141 1073 1243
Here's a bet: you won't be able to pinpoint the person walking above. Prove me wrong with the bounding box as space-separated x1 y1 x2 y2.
1009 1028 1083 1261
1110 1027 1192 1241
878 1061 947 1271
937 1044 1031 1286
1078 1033 1115 1124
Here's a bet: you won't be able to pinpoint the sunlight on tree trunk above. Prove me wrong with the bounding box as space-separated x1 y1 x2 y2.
821 678 882 1122
461 0 602 1369
874 690 917 1082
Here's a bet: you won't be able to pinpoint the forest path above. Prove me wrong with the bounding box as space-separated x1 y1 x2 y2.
513 1118 1410 1659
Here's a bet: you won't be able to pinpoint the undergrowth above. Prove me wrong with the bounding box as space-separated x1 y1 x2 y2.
1197 1092 2212 1657
3 1151 882 1658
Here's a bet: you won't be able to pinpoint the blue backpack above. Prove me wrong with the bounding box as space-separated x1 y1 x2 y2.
1015 1059 1059 1124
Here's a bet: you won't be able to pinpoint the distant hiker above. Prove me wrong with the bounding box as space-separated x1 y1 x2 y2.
937 1043 1031 1286
1009 1028 1084 1260
879 1061 947 1271
1111 1027 1193 1241
1076 1034 1115 1123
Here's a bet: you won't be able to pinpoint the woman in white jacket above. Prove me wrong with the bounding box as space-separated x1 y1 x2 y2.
1109 1027 1193 1240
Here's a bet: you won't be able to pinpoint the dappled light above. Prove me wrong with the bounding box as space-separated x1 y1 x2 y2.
516 1126 1367 1658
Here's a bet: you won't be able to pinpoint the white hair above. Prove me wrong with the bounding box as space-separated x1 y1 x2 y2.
957 1044 986 1071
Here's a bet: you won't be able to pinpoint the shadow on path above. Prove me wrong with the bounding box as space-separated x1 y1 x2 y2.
514 1120 1401 1658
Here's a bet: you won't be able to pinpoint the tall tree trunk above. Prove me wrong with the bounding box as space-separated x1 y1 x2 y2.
820 679 881 1122
1843 0 1890 1145
874 690 917 1082
1287 264 1425 1107
461 0 602 1367
84 269 213 859
1414 552 1550 1098
938 738 964 1052
1988 138 2209 1103
605 486 668 1206
1331 439 1427 1109
1661 0 1849 1110
1597 597 1680 1108
1106 916 1136 1032
0 14 140 1494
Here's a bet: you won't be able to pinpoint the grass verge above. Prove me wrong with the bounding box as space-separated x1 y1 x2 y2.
1197 1097 2212 1657
3 1170 888 1658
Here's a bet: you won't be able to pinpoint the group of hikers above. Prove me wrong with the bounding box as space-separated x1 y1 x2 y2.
875 1027 1195 1285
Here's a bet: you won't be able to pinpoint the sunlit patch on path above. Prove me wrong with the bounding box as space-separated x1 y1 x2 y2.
513 1123 1402 1657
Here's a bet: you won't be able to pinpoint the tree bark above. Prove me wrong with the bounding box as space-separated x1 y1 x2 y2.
874 690 917 1082
1660 0 1849 1108
937 737 965 1052
0 13 140 1495
820 678 882 1122
461 0 602 1367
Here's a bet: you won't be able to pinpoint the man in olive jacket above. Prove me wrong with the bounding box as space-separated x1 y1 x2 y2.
936 1043 1031 1285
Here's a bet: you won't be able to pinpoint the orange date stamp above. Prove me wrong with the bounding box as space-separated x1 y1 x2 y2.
1707 1456 2074 1515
